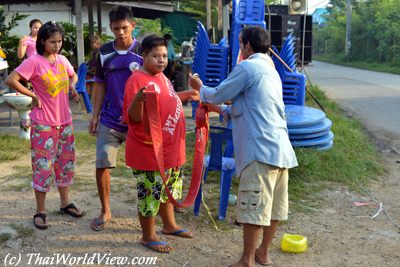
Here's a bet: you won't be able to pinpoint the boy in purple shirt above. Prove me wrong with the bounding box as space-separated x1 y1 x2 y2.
89 5 142 231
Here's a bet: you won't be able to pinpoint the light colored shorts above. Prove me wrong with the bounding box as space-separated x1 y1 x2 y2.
133 167 183 217
96 123 126 168
236 161 288 226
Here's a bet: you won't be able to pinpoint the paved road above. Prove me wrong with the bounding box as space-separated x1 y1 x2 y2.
305 61 400 151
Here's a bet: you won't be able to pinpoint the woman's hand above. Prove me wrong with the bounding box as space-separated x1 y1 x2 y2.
31 95 42 109
70 85 80 103
189 73 203 91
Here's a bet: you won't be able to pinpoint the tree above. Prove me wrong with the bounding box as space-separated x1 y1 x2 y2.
0 7 28 70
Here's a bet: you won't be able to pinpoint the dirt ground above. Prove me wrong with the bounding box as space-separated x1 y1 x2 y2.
0 106 400 266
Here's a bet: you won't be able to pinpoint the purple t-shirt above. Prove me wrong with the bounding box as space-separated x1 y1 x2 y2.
94 38 142 132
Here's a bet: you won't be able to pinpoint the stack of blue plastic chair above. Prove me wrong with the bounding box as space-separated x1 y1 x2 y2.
271 34 306 106
194 126 236 220
192 21 229 87
75 63 93 113
285 105 334 150
191 21 229 118
230 0 266 71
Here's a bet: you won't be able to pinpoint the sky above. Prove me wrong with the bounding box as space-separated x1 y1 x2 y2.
307 0 330 13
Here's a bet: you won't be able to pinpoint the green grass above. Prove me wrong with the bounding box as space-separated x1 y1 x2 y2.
288 84 383 210
10 223 34 238
0 233 11 243
0 135 30 161
314 54 400 75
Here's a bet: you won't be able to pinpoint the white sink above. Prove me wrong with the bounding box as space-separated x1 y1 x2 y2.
2 93 33 140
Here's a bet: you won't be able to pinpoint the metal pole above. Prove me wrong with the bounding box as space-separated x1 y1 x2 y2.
345 0 352 56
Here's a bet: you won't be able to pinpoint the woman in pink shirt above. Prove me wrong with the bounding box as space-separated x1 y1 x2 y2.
17 19 42 59
6 21 84 230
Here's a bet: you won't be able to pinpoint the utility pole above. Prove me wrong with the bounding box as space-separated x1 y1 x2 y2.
345 0 352 56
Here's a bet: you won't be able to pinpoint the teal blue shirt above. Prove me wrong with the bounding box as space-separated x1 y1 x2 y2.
167 41 176 61
200 53 298 174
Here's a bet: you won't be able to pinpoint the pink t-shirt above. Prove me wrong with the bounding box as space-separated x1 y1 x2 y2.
123 70 186 170
23 35 37 58
16 54 75 126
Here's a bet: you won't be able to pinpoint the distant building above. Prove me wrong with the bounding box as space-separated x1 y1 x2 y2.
0 0 175 37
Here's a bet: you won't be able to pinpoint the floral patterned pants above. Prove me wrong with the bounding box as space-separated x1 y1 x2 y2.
133 167 183 217
31 123 75 192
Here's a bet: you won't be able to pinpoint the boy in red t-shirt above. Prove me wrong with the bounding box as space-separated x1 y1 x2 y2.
123 34 199 253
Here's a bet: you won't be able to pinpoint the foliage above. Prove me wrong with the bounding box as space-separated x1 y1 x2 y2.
134 18 172 39
314 0 400 67
0 7 28 70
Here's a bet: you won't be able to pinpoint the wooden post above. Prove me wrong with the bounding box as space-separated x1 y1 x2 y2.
88 0 94 37
97 0 102 35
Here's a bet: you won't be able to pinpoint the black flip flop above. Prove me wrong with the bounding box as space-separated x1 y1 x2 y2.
33 213 49 230
60 203 84 218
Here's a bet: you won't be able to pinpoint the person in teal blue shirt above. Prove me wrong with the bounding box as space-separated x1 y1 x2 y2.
163 33 176 79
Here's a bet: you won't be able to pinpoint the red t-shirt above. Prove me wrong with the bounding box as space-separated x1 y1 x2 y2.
123 70 186 170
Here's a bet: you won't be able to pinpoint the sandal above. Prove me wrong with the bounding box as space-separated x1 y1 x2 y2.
33 213 49 230
161 228 193 238
141 241 172 253
60 203 85 218
90 218 108 231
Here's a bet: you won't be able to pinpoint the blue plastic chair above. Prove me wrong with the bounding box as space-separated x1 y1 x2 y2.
76 63 93 113
194 126 236 220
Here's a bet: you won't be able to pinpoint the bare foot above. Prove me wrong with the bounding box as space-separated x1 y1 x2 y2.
255 248 272 266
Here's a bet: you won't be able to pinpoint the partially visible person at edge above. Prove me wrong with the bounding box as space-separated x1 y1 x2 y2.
17 19 43 59
86 35 102 77
86 35 102 100
162 33 176 79
189 26 298 267
88 5 143 231
6 21 84 230
123 34 199 253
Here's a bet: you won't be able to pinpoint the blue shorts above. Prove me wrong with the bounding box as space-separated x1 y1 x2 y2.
96 123 126 168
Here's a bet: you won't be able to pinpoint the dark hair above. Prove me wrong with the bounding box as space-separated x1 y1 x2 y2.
89 35 101 44
109 5 133 22
141 34 168 54
36 21 65 55
29 19 42 34
240 26 270 53
163 33 172 40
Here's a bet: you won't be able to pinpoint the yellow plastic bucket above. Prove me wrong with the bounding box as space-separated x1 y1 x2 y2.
281 233 308 253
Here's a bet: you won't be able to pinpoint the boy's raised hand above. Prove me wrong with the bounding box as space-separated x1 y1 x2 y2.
189 73 202 91
134 86 147 103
